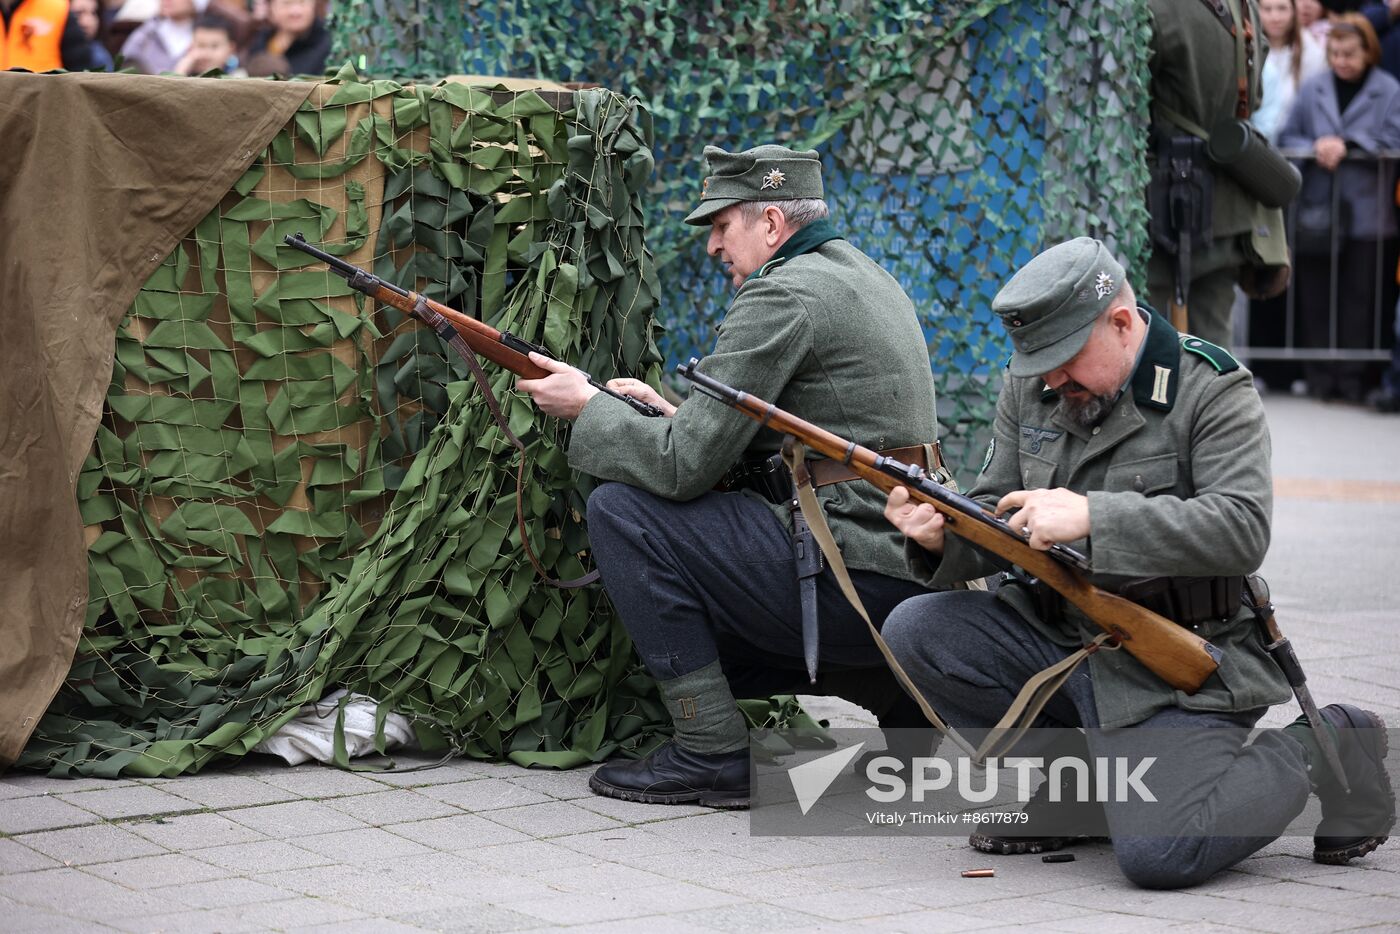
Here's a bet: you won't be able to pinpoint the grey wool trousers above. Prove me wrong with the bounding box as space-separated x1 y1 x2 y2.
584 481 929 698
883 589 1313 889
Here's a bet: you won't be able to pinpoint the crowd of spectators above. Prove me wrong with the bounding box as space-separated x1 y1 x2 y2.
5 0 1397 408
1249 0 1400 411
0 0 331 77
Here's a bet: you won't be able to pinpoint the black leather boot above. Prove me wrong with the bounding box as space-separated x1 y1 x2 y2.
589 740 750 808
969 779 1111 855
1290 705 1396 864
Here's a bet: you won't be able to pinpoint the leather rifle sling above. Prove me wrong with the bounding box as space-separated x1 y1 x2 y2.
414 298 600 589
782 437 1118 765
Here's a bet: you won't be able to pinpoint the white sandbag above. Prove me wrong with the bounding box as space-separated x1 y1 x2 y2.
253 689 414 766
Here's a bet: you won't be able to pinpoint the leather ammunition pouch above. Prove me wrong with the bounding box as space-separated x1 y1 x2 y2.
1148 131 1215 257
718 443 936 505
717 452 794 504
1028 574 1243 628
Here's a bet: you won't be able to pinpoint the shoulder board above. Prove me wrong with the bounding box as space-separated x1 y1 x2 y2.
1180 335 1240 373
756 256 789 278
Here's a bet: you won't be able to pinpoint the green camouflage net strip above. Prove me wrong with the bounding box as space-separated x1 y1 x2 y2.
333 0 1154 473
22 70 683 777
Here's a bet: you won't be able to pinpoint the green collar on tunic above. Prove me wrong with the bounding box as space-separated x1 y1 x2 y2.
1128 305 1183 411
747 219 843 281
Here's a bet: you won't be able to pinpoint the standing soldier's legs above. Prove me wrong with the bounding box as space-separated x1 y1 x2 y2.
1145 239 1246 348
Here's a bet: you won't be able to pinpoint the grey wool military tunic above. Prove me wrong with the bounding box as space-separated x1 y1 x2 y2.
912 310 1292 727
568 230 940 581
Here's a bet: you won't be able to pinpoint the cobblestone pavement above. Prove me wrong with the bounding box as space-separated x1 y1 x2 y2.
2 395 1398 933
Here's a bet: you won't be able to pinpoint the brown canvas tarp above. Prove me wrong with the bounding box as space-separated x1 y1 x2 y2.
0 72 314 767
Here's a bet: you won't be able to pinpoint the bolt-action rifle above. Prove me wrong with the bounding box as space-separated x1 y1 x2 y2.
283 233 662 418
679 359 1223 694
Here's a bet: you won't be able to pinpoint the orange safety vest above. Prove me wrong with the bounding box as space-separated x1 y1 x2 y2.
1 0 69 72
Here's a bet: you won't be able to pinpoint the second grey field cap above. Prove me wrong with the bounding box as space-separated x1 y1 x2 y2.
993 237 1127 377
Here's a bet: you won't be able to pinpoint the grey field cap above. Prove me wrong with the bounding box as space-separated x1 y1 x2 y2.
994 237 1127 378
683 144 824 225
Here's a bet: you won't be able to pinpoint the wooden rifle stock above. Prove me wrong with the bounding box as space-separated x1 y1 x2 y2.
679 360 1222 694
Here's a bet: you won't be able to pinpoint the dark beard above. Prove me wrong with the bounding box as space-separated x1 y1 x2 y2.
1058 382 1116 428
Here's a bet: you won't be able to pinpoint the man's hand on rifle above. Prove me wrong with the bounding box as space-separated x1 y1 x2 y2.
996 488 1090 551
888 484 1090 554
517 352 598 420
885 486 947 553
604 378 676 417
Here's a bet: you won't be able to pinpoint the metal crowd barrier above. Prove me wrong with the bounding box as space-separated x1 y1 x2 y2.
1238 148 1400 364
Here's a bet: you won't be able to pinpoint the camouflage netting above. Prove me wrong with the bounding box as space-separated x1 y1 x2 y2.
22 70 688 777
24 0 1156 777
336 0 1155 471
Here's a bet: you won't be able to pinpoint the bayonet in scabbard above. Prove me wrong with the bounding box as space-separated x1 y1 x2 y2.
1244 576 1350 793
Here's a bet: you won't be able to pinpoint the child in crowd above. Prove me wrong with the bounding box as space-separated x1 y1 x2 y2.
174 12 243 75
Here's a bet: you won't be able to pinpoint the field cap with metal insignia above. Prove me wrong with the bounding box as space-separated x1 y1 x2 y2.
683 144 825 225
994 236 1127 378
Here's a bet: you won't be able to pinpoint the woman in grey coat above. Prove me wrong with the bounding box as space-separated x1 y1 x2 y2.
1279 14 1400 402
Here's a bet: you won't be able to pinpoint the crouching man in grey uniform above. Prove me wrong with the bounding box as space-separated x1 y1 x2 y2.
519 144 944 807
881 237 1394 888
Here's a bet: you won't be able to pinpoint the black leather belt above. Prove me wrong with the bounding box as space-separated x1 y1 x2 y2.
718 443 937 504
1028 575 1244 627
